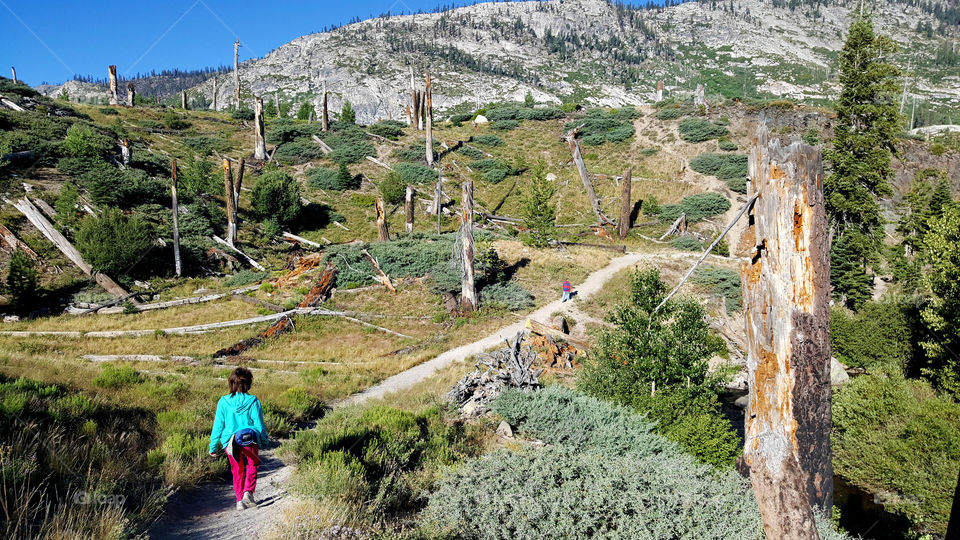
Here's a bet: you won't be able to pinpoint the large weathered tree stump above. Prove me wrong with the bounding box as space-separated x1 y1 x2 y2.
375 197 390 242
618 167 632 239
171 159 183 277
740 127 832 540
223 159 237 246
126 82 135 107
254 97 266 160
405 185 415 233
107 65 118 105
460 180 477 311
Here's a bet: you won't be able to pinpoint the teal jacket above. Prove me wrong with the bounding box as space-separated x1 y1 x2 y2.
209 392 269 453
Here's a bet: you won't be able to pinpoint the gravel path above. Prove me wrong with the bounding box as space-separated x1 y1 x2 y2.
147 250 655 539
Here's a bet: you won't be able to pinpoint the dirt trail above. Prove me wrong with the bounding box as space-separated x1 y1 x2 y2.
148 249 707 539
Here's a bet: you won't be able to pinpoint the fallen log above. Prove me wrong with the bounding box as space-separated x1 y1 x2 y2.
525 318 589 349
0 150 34 162
555 241 626 253
282 232 323 249
366 155 394 171
299 265 337 307
232 293 285 313
212 235 266 271
86 284 262 315
0 224 39 261
0 96 25 112
362 249 396 293
311 134 333 154
568 130 614 226
659 213 686 240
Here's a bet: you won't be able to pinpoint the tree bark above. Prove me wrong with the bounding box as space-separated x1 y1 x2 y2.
234 158 244 210
274 93 280 118
740 126 831 540
568 132 612 226
10 66 16 84
425 73 434 166
435 174 442 234
321 80 329 132
376 197 390 242
108 65 118 105
405 185 414 233
126 82 135 107
171 159 182 277
212 76 218 110
460 180 477 311
234 39 241 110
0 224 39 262
181 90 187 110
223 159 237 246
120 139 131 166
618 167 632 239
254 97 266 160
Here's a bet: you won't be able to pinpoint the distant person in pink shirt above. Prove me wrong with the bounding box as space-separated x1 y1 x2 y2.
562 280 572 302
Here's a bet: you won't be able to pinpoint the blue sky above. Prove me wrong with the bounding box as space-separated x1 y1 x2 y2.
0 0 497 85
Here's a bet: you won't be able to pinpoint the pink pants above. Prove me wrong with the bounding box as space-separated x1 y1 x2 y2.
227 445 259 501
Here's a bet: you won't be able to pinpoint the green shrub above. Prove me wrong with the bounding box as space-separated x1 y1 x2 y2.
564 108 637 145
829 300 919 371
718 139 738 151
340 101 356 124
379 172 406 205
393 162 437 184
325 234 458 285
162 112 190 130
279 387 324 422
692 265 742 313
391 147 425 162
643 196 660 216
265 119 303 144
678 118 728 142
471 134 503 147
231 108 255 121
448 113 474 125
658 192 731 223
76 209 154 274
329 140 375 165
655 108 685 119
292 450 368 504
833 373 960 536
273 138 327 165
491 119 520 131
517 107 565 121
178 155 222 196
223 270 269 287
367 122 404 140
251 170 301 224
671 236 702 251
97 107 119 116
92 365 144 389
63 123 112 158
803 127 821 146
727 177 747 193
481 282 534 310
305 167 339 190
458 146 484 160
182 135 231 156
690 153 748 179
485 106 520 121
6 250 37 314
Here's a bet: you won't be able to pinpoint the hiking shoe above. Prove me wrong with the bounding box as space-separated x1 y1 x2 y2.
241 492 258 508
236 500 245 511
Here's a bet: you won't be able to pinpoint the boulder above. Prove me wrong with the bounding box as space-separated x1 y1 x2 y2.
830 357 850 386
473 114 489 124
496 420 514 438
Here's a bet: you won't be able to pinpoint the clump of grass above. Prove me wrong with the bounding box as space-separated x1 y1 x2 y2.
92 364 144 389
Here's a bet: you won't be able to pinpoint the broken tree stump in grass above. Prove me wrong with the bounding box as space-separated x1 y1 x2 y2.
361 249 396 293
740 126 831 539
234 158 245 210
254 97 266 160
10 66 16 84
659 213 686 240
120 139 131 166
299 264 337 307
223 159 237 246
425 73 434 166
460 180 477 311
108 65 118 105
405 185 415 232
568 130 613 226
618 167 632 239
525 318 589 350
171 159 183 277
375 197 391 242
126 82 135 107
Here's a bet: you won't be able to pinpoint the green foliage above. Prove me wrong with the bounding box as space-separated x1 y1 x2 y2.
223 270 269 287
92 365 144 389
803 127 821 145
266 118 303 144
448 113 474 126
62 123 112 158
690 153 747 180
658 192 731 223
692 265 742 314
643 195 660 216
718 139 738 151
480 282 534 310
378 172 406 205
273 139 327 165
491 119 520 131
656 107 686 120
76 209 154 274
564 108 637 145
678 118 728 143
178 155 222 197
325 234 459 286
325 124 375 164
894 169 952 291
824 15 901 308
829 301 919 372
393 162 437 184
307 164 358 191
520 160 556 247
340 101 356 124
251 170 301 224
162 112 190 130
231 108 254 121
279 387 324 422
288 405 476 518
918 204 960 396
6 250 37 314
833 373 960 537
296 102 314 121
391 147 425 162
471 134 503 147
182 136 231 156
97 107 118 116
367 122 404 140
671 236 702 251
54 181 80 231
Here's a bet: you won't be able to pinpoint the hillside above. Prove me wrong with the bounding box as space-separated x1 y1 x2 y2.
40 0 960 125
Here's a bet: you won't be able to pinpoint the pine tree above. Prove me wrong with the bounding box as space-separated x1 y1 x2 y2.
341 101 356 124
6 249 37 314
823 13 901 309
520 160 556 248
919 205 960 397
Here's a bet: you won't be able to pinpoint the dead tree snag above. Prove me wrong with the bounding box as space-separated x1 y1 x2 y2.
321 80 329 132
223 159 237 246
120 139 131 166
181 90 187 110
212 76 218 110
107 65 118 105
10 67 16 84
425 73 434 166
405 185 415 232
376 197 390 242
618 167 632 239
126 82 135 107
460 180 477 311
254 97 266 160
568 131 612 226
171 159 183 277
740 127 832 539
233 39 241 110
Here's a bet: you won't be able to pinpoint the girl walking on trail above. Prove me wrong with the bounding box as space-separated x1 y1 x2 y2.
562 279 572 302
209 367 269 511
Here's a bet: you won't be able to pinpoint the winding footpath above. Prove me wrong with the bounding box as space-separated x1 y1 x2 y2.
149 249 711 539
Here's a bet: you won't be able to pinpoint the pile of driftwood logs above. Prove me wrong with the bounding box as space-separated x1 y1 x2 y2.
446 332 542 417
525 317 587 371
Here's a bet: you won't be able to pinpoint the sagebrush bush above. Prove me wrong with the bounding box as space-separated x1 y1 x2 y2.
655 107 686 120
458 146 485 160
678 118 728 142
564 108 637 145
718 139 739 151
325 234 457 286
671 236 702 251
182 135 231 156
273 139 327 165
692 265 742 313
251 170 301 224
492 119 520 131
379 172 406 205
391 147 425 162
480 282 534 310
76 209 154 274
307 165 359 191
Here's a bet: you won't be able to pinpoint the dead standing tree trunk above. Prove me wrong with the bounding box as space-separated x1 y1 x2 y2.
234 39 241 110
253 97 266 160
171 160 183 277
618 167 632 239
376 197 390 242
740 127 832 540
181 90 187 110
321 80 329 132
234 158 244 210
460 181 477 311
10 67 16 84
425 73 434 166
120 139 131 166
126 82 135 107
568 131 612 226
223 159 237 247
212 76 218 110
107 65 119 105
405 185 415 232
